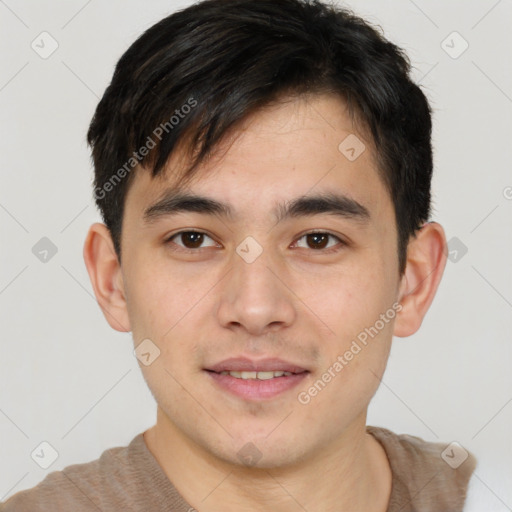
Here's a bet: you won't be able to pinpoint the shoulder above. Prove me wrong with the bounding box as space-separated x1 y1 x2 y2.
367 425 477 511
0 435 143 511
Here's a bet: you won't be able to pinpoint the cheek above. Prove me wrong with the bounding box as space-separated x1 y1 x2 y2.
302 255 396 340
299 255 398 409
124 255 204 336
299 270 396 420
124 258 213 375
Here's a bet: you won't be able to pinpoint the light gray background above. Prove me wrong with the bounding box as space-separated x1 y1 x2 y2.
1 0 511 507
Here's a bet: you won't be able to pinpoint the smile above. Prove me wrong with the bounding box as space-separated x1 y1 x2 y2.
205 369 309 400
218 370 294 379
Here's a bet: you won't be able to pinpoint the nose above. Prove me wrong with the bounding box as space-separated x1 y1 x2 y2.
215 244 297 337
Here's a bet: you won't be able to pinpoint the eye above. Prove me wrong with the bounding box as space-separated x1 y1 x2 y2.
166 230 218 252
293 231 345 252
165 230 346 254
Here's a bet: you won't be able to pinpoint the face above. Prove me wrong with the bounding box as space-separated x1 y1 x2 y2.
119 93 403 468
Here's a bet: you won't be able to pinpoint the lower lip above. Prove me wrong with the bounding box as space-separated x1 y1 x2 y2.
205 371 309 400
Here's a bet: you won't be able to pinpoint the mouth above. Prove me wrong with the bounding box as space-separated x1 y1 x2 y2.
210 370 300 380
204 357 310 400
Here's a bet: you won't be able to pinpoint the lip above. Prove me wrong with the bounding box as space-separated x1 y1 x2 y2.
204 357 310 401
205 371 309 400
205 357 309 374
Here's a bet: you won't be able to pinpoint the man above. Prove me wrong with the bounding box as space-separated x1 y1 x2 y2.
1 0 478 510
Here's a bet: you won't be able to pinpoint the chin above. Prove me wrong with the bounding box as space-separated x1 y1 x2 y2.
206 431 309 470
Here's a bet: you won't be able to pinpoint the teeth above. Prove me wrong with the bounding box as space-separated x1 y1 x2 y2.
219 370 294 379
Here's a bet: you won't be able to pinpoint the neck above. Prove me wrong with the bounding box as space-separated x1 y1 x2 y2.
144 408 391 512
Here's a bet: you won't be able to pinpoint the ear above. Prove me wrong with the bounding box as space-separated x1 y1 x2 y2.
83 223 131 332
393 222 447 337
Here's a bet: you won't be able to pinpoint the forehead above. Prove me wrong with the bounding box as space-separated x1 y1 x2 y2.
125 93 390 223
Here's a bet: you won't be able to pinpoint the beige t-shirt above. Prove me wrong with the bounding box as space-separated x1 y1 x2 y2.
0 426 476 511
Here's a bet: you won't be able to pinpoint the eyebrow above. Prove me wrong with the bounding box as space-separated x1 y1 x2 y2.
142 189 370 225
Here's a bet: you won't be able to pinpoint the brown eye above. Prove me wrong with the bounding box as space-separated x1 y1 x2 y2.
167 231 217 250
182 232 204 248
306 233 329 249
295 232 344 251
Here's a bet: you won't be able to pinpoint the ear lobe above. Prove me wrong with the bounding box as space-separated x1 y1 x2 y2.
83 223 131 333
393 222 447 338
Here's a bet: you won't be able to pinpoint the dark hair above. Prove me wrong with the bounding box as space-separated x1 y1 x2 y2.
87 0 433 274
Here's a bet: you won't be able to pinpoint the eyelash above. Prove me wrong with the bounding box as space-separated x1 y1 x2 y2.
164 230 347 254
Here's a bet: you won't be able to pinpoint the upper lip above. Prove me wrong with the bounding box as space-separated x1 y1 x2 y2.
205 357 309 374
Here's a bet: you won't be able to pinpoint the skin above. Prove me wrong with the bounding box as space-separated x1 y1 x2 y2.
84 93 447 511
